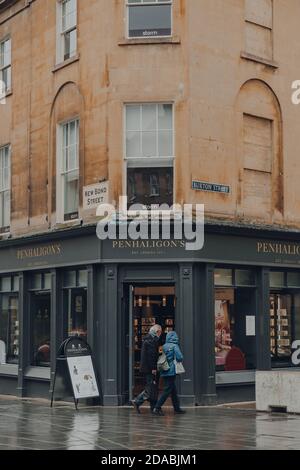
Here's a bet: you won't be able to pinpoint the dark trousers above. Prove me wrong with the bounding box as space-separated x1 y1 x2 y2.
155 375 180 411
135 374 158 410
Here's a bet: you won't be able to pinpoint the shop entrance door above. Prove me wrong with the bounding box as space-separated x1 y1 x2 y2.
128 285 176 403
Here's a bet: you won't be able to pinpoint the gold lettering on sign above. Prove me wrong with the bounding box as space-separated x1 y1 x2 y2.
17 244 62 260
257 242 300 256
112 240 186 250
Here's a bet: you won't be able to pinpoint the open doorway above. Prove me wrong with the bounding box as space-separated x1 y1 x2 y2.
129 285 176 401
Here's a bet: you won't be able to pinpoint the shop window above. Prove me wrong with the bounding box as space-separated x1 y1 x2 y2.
215 288 256 372
214 269 233 287
236 270 255 286
125 103 174 209
64 289 87 340
0 295 19 364
270 271 285 288
78 270 88 287
127 0 172 39
270 294 291 360
31 273 51 291
63 269 88 340
1 276 12 292
31 293 51 367
287 272 300 288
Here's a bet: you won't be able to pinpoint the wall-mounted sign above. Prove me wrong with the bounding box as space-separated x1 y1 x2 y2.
83 181 109 211
192 180 230 194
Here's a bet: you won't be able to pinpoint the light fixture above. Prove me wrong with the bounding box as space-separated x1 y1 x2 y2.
162 296 167 307
138 296 143 307
146 296 150 308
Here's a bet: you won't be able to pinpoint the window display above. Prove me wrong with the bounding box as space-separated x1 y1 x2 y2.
270 294 292 360
32 293 51 367
0 295 19 364
215 287 256 371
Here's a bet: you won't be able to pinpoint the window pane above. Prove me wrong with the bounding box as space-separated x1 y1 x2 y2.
0 295 19 364
128 4 172 38
32 294 51 367
236 270 255 286
158 104 172 130
126 131 141 158
64 271 76 287
287 273 300 288
270 294 292 361
214 269 233 286
142 131 157 157
1 277 11 292
270 272 285 288
78 270 88 287
65 289 87 340
158 130 173 156
127 167 173 209
64 171 79 220
215 288 256 371
62 0 77 31
32 274 42 290
126 106 140 131
142 104 156 131
13 276 19 292
44 273 52 290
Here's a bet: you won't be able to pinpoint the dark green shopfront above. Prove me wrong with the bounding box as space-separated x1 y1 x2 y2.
1 222 300 406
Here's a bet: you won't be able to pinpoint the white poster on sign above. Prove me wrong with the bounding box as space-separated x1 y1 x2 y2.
246 316 256 337
83 181 109 211
67 356 99 399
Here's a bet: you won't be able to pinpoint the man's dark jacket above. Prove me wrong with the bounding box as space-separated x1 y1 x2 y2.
140 333 159 374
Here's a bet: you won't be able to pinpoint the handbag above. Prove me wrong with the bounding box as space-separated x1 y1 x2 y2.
157 351 170 372
174 359 185 375
145 378 158 402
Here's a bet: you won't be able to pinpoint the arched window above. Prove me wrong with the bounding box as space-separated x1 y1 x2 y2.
237 80 283 221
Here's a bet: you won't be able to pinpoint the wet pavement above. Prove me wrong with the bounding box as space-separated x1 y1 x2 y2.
0 396 300 450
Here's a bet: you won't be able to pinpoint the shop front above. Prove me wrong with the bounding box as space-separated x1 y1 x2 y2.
0 224 300 405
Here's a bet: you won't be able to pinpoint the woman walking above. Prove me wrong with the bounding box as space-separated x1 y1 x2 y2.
153 331 186 416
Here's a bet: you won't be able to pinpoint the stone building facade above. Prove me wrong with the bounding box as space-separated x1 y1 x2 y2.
0 0 300 405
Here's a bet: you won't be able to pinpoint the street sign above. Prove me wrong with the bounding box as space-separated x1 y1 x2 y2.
83 181 109 211
192 180 230 194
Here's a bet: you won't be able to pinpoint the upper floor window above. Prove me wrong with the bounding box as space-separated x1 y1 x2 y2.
57 119 79 222
0 145 10 233
0 38 11 92
57 0 77 63
125 103 174 209
127 0 172 39
244 0 273 60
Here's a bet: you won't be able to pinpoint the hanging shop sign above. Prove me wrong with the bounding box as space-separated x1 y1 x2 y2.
51 336 100 410
83 181 109 211
192 180 230 194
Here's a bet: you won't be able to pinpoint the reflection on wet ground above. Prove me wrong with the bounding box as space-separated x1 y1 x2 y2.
0 396 300 450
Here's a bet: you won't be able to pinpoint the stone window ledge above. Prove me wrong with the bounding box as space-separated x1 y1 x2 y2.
118 36 181 46
0 364 18 376
241 51 279 69
52 54 80 73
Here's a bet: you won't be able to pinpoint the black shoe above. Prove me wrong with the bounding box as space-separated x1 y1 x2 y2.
153 408 164 416
174 409 186 414
132 400 141 414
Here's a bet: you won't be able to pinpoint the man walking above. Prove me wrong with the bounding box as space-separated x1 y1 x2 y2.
133 324 162 414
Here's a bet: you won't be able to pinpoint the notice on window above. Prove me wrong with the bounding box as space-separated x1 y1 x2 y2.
246 316 256 337
67 356 99 399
